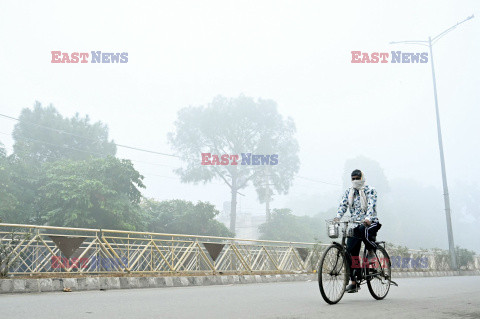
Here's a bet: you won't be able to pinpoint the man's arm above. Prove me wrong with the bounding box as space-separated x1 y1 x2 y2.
336 189 350 219
365 187 378 220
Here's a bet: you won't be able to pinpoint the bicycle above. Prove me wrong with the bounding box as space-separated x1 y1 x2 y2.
318 219 398 304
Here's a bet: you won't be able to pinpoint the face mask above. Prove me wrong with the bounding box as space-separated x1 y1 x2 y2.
352 180 365 189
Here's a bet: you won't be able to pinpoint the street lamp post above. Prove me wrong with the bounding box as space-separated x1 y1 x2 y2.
390 15 474 270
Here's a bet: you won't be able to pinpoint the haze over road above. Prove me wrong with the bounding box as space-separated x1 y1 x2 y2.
1 276 479 319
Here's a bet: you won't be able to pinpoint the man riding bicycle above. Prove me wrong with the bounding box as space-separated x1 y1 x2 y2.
334 169 381 293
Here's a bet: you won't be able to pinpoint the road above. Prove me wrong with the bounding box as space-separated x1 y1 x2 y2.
1 276 479 319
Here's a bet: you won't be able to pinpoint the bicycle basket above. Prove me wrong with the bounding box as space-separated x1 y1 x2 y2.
326 220 339 238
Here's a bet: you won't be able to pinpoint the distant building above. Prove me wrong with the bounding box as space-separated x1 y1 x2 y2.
217 201 266 239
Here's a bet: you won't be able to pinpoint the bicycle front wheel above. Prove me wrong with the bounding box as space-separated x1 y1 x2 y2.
366 246 391 300
318 244 348 304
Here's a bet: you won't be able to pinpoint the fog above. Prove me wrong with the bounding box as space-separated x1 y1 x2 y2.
0 1 479 252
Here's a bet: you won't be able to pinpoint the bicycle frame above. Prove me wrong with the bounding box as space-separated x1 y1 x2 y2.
330 220 397 287
318 220 398 304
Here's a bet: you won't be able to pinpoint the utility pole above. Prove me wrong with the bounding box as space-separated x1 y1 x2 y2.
390 15 474 270
264 166 273 221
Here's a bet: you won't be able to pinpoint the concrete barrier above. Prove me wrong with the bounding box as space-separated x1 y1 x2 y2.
1 270 479 294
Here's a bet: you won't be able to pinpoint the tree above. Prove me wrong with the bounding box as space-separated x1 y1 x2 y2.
0 154 43 224
141 199 234 237
0 231 32 277
168 95 299 233
0 142 42 224
258 208 323 242
0 143 19 222
39 156 145 230
0 103 120 225
12 102 116 162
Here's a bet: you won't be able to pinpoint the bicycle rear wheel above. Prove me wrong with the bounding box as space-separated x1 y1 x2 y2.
366 246 391 300
318 244 348 304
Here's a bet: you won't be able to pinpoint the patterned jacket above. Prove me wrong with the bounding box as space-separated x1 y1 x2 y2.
336 185 378 221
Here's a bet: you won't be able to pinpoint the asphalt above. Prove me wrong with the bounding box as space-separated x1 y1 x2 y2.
0 276 479 319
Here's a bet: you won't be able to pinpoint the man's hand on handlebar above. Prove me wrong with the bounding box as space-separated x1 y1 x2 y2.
333 217 372 225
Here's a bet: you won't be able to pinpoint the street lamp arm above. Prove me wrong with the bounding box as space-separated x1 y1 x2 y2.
390 40 428 44
432 15 474 43
390 15 474 47
389 40 429 47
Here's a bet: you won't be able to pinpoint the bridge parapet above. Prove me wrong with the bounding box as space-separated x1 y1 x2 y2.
1 223 477 276
0 223 315 276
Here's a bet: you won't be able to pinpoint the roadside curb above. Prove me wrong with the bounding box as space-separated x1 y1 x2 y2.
392 270 480 278
0 274 314 294
1 270 479 294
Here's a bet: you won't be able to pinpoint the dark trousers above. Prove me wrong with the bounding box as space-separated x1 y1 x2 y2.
346 223 381 281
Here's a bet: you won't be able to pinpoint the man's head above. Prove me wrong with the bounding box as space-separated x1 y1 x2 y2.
351 169 365 189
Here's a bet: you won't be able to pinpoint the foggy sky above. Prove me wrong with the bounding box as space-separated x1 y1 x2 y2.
0 1 479 250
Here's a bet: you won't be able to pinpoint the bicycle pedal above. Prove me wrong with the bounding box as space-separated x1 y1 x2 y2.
346 285 360 293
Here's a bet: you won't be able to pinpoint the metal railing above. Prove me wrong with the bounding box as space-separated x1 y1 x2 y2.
1 223 478 276
0 223 315 276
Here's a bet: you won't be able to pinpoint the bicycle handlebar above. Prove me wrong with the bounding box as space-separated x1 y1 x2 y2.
326 219 363 224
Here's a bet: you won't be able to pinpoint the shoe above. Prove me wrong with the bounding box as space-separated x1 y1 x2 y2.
346 283 360 293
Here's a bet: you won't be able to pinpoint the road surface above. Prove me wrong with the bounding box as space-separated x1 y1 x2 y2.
1 276 479 318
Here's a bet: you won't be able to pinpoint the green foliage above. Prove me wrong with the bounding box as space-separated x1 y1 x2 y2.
1 105 236 236
431 248 450 270
39 156 145 230
141 199 234 237
0 143 43 224
0 144 19 220
0 104 146 229
12 102 116 162
0 155 46 224
258 208 322 242
0 231 32 277
1 103 119 224
168 95 300 232
455 246 476 270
